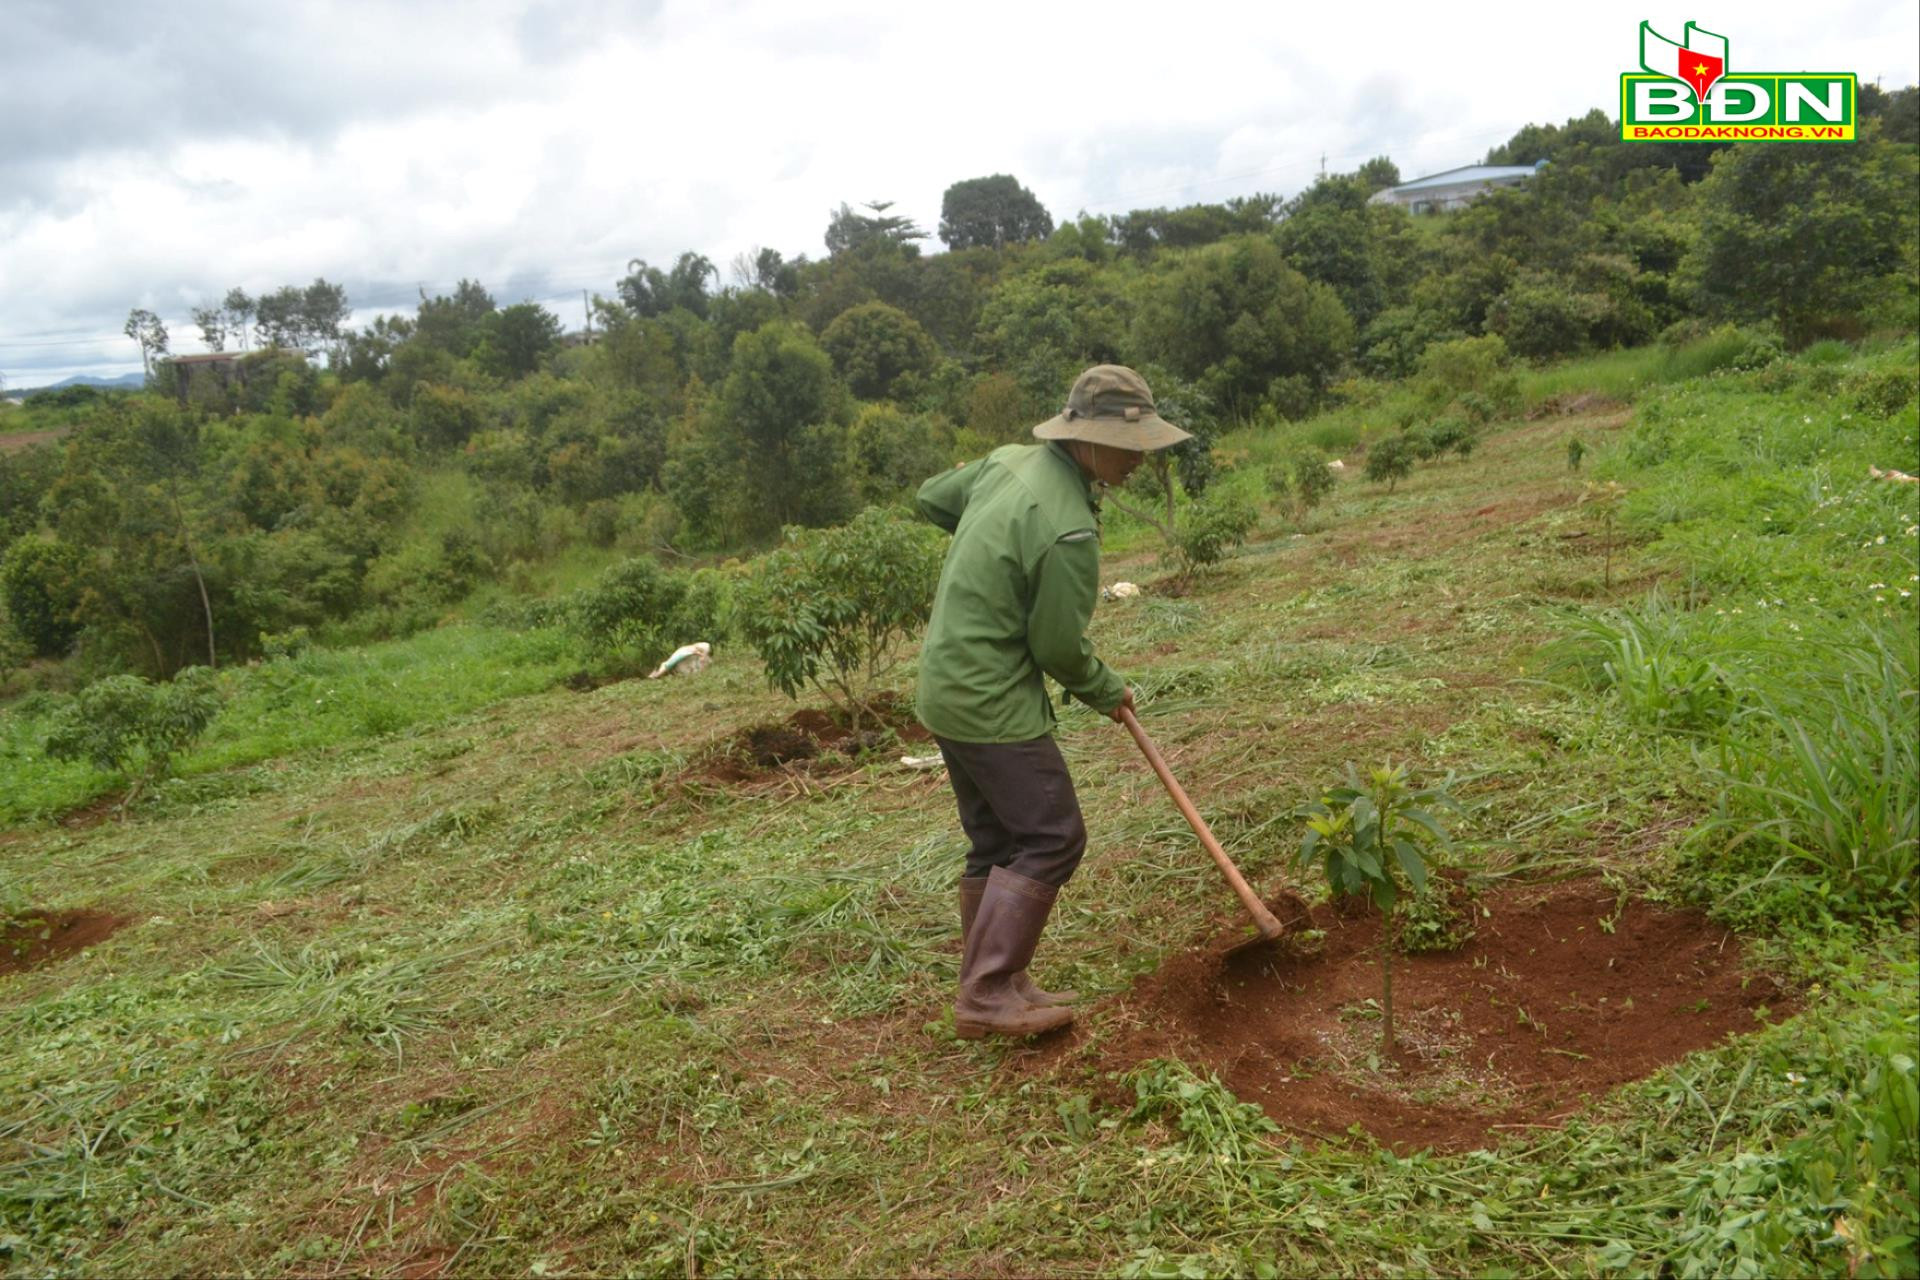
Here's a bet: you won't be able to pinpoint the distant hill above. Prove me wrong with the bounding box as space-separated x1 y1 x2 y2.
15 372 147 393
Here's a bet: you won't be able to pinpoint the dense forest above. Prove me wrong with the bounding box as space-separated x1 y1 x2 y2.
2 96 1915 683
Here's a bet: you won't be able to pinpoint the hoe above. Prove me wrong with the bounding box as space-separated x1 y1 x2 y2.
1119 705 1288 955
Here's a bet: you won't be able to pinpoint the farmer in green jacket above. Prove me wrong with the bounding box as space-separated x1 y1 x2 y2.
915 365 1191 1039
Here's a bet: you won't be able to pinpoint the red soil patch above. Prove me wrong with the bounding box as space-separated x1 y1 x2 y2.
1072 881 1789 1152
1 910 130 975
685 694 933 785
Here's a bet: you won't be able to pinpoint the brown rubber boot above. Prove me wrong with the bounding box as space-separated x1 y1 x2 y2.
960 876 1077 1007
954 868 1076 1039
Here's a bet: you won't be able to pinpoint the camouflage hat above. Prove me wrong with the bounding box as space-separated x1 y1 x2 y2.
1032 365 1192 452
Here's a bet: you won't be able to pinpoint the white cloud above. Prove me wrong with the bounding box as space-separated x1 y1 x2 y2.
2 0 1913 385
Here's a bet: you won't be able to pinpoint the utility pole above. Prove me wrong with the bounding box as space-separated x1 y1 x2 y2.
1319 151 1327 180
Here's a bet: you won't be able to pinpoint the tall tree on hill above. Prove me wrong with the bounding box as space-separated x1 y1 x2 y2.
190 305 227 352
253 279 349 355
1682 142 1918 346
710 322 852 537
824 201 926 257
938 174 1054 250
414 279 496 357
618 252 717 318
123 308 169 378
222 288 255 352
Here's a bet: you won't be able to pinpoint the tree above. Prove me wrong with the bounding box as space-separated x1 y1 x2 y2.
820 301 937 399
414 279 497 356
939 174 1054 250
618 252 717 318
1681 143 1918 346
1354 156 1401 194
253 278 350 355
737 507 946 731
123 308 169 377
190 305 227 352
0 537 85 657
824 201 927 257
1133 235 1354 417
222 288 255 351
690 322 855 539
1364 435 1415 492
476 302 563 379
42 668 222 810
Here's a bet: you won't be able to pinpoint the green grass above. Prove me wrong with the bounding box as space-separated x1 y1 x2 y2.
0 624 584 823
3 341 1916 1277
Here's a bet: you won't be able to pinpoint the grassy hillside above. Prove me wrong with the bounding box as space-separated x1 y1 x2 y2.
2 343 1915 1277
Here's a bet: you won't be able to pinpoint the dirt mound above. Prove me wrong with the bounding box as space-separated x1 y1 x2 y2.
1076 882 1789 1152
2 910 130 976
687 695 933 784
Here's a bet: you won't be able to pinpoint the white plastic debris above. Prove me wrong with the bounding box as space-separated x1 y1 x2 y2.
1102 581 1142 601
1327 459 1346 471
648 641 712 679
900 754 945 770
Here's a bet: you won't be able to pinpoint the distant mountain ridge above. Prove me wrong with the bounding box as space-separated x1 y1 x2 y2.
11 372 146 393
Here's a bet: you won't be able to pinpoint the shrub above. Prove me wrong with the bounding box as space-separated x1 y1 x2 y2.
1426 417 1476 459
736 507 945 730
1848 367 1918 419
1164 490 1258 581
1269 449 1336 526
0 537 85 658
1413 335 1521 422
572 556 703 672
1363 435 1415 492
42 668 222 807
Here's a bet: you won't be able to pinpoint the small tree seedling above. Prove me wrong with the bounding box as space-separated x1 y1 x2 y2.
1298 761 1458 1056
1581 480 1628 589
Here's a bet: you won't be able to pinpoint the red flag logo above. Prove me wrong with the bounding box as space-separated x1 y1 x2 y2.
1677 48 1724 100
1640 20 1731 104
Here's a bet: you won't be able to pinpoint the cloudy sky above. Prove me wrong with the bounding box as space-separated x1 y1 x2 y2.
2 0 1913 386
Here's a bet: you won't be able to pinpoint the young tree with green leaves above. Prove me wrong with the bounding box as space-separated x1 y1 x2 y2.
1299 762 1457 1054
737 507 945 731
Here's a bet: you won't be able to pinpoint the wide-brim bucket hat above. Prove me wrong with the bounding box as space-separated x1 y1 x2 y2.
1032 364 1192 452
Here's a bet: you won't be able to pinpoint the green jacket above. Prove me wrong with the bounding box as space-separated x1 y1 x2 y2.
913 442 1127 743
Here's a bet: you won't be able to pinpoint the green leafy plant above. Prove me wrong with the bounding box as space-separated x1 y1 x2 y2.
42 668 222 808
737 507 945 731
1567 436 1587 471
1546 598 1739 733
1267 449 1336 527
570 557 726 674
1163 489 1258 582
1699 625 1918 917
1298 762 1457 1054
1363 435 1415 493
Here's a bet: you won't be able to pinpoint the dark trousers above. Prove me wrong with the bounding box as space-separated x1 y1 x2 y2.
934 735 1088 888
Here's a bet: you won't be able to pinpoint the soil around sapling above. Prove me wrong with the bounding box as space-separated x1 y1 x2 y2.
1054 879 1793 1153
685 693 933 785
2 910 131 976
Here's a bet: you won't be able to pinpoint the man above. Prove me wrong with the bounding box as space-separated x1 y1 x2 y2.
915 365 1191 1039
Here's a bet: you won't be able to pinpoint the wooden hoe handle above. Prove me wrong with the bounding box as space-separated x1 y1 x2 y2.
1118 705 1284 939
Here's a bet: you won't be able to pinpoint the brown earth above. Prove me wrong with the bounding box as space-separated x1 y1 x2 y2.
1056 880 1789 1153
1 909 130 975
686 695 934 785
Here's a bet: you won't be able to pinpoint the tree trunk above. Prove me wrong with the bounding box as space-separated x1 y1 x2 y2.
171 490 216 668
1380 913 1397 1055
